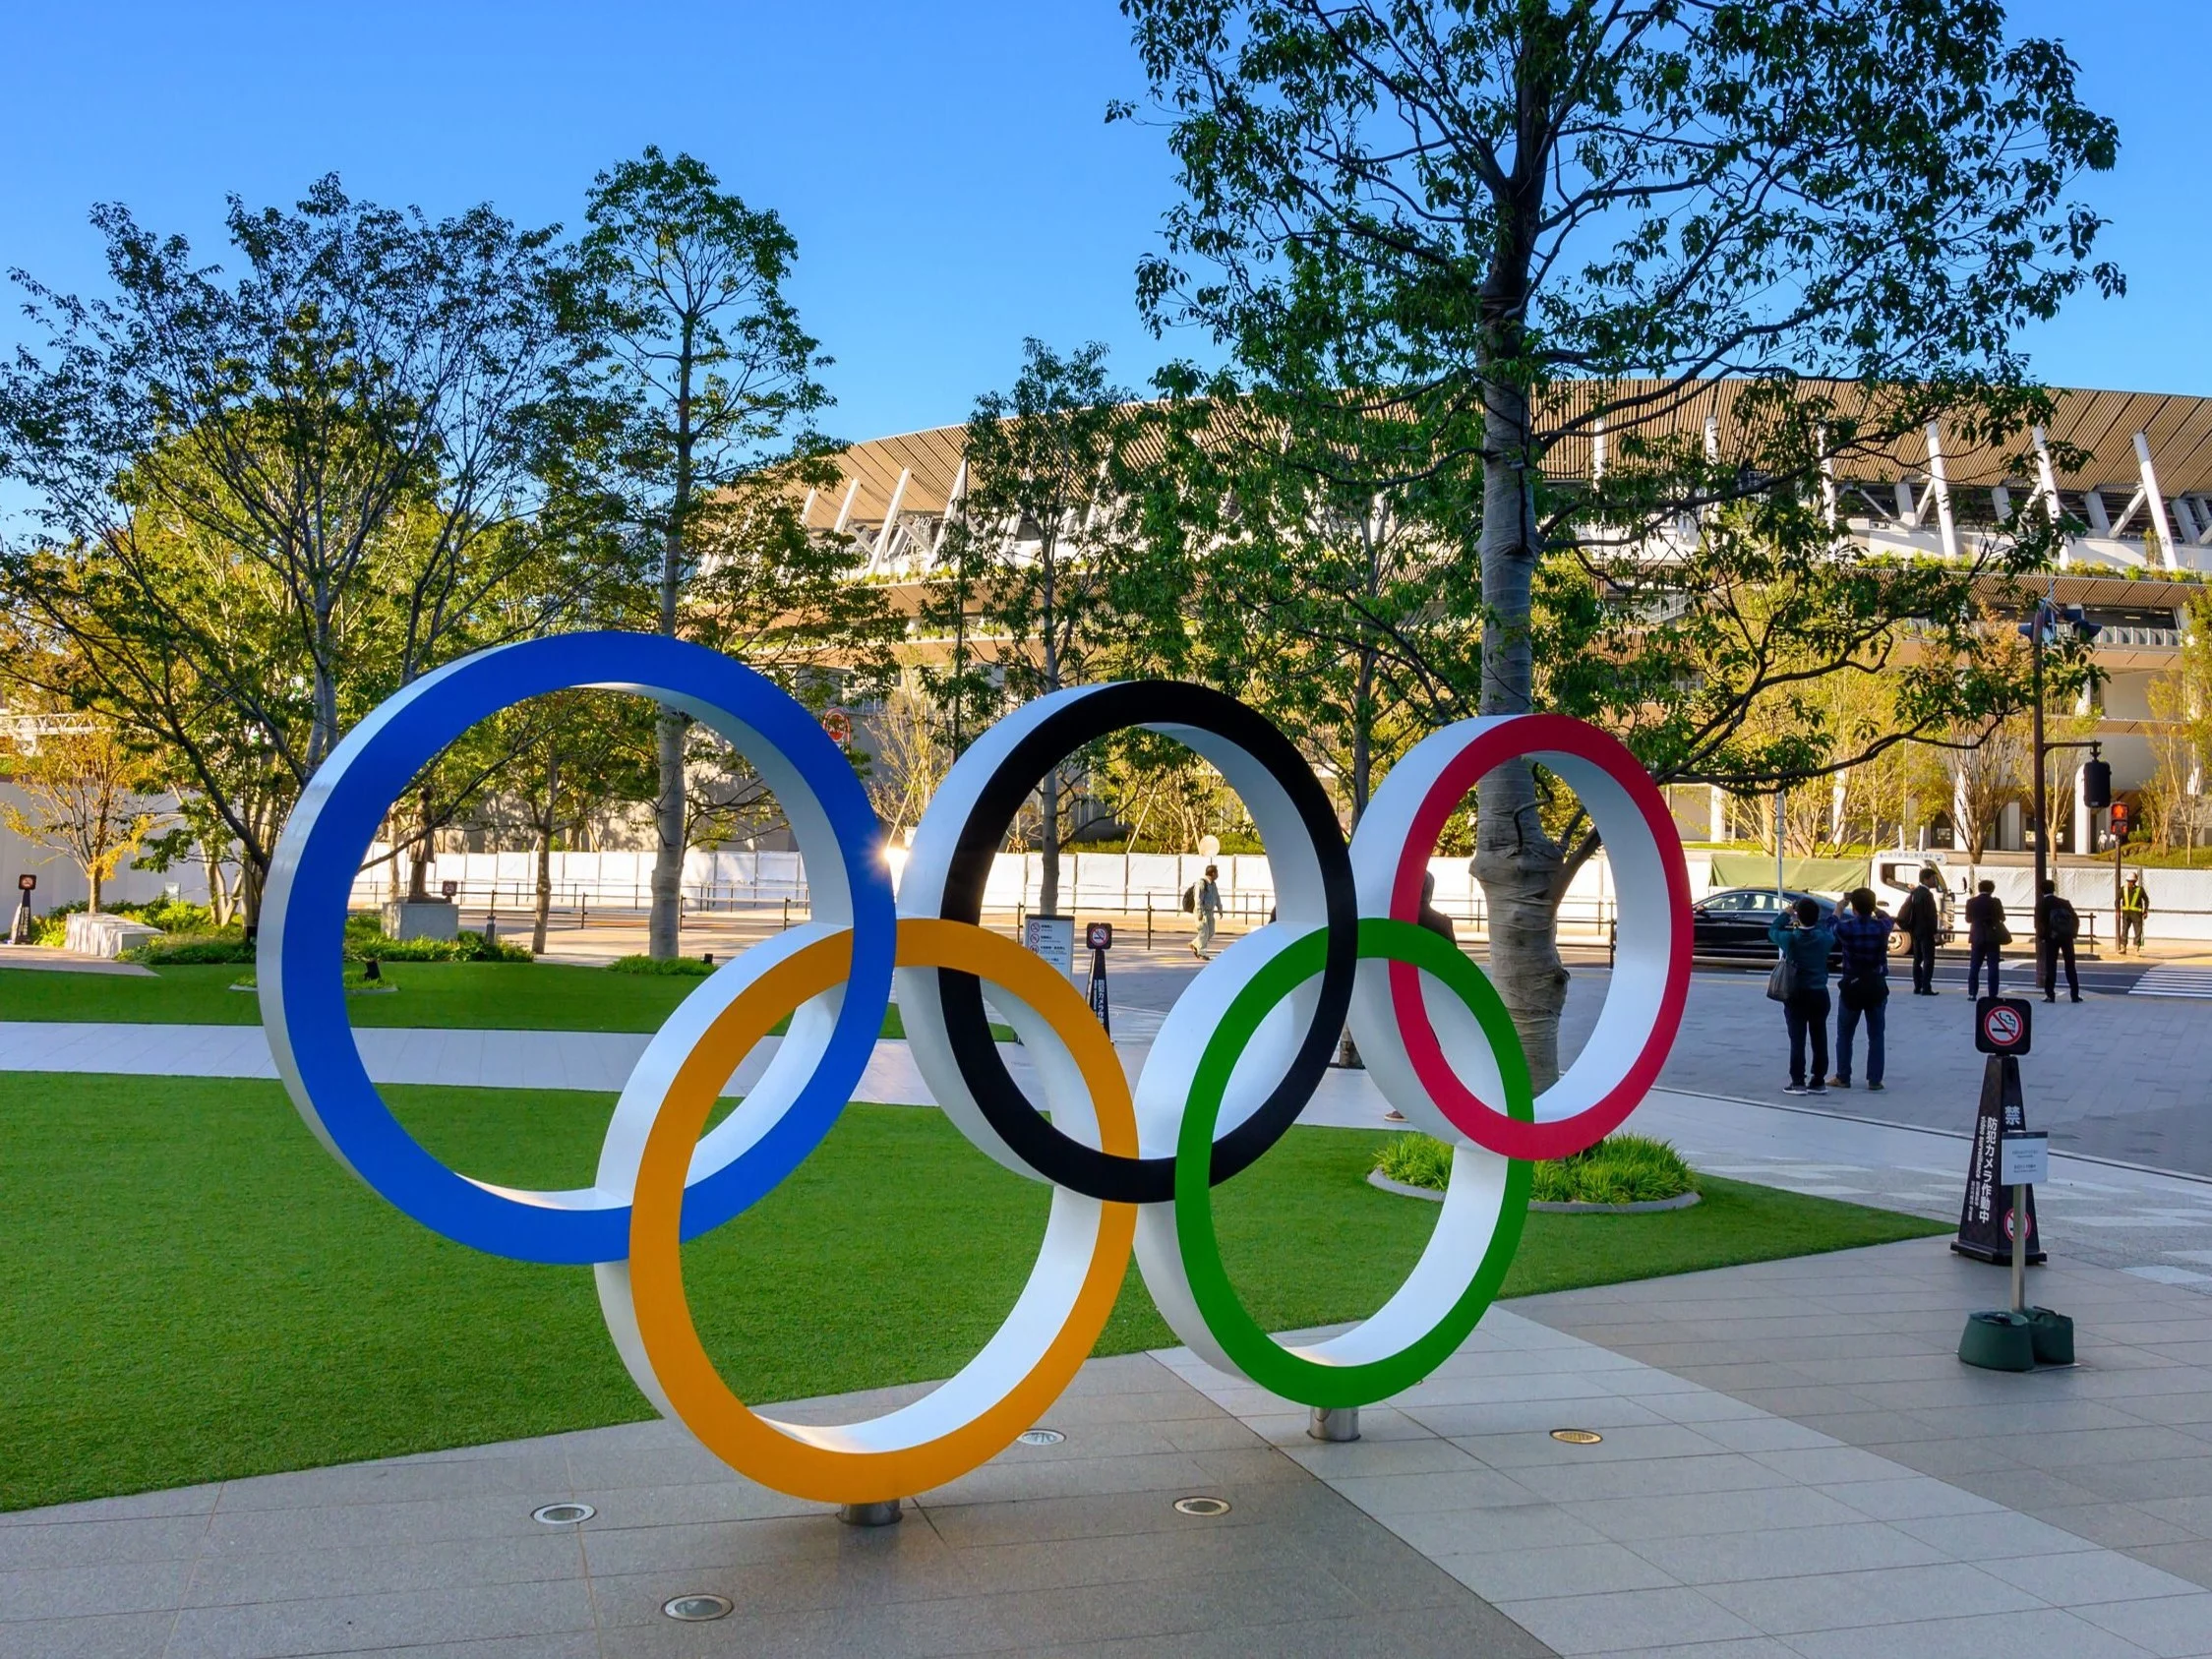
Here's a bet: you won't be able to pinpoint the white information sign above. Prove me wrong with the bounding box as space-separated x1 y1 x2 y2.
1023 914 1077 978
2000 1131 2049 1188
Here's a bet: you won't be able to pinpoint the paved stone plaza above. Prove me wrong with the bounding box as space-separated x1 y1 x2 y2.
11 1243 2212 1656
7 941 2212 1654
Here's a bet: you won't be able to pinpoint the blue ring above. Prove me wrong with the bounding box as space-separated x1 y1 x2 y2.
259 632 894 1265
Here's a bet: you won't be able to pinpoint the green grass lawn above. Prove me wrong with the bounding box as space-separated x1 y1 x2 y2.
0 1069 1945 1512
0 964 1006 1038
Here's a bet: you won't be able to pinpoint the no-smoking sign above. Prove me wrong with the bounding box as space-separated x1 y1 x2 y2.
1975 995 2033 1057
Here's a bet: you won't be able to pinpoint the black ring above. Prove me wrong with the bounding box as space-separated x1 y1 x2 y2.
934 681 1355 1204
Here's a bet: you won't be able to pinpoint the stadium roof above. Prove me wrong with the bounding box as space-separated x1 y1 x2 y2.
801 383 2212 533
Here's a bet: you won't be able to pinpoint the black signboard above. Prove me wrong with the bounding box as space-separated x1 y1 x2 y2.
16 872 34 891
1953 1053 2044 1265
1975 996 2032 1056
1085 933 1111 1037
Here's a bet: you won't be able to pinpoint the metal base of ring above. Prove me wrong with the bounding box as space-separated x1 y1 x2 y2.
1308 1406 1360 1443
837 1499 904 1527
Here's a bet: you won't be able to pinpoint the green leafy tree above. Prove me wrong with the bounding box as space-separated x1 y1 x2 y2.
921 340 1157 913
569 147 836 958
0 178 614 921
1120 0 2120 1080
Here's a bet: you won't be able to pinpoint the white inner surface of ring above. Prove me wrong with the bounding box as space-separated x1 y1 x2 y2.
593 970 1114 1454
897 687 1333 1182
1346 719 1671 1133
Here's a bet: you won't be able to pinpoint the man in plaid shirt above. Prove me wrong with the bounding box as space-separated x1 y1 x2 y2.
1829 888 1894 1091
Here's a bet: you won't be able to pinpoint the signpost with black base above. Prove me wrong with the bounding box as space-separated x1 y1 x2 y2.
8 872 33 945
1084 921 1112 1036
1957 997 2075 1371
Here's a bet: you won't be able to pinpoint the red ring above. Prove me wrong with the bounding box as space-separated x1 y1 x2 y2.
1388 715 1691 1160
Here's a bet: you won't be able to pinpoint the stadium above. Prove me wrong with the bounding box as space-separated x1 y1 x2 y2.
806 380 2212 862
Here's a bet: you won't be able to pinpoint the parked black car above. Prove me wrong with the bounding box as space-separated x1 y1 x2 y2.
1690 887 1850 965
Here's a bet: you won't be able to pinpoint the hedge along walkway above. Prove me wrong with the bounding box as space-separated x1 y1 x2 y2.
1 1071 1944 1512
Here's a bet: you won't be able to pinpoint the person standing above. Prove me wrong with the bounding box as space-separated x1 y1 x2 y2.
1829 888 1893 1092
1897 866 1943 995
1192 863 1223 960
1768 897 1836 1096
2119 871 2150 955
2036 878 2081 1003
1964 878 2006 998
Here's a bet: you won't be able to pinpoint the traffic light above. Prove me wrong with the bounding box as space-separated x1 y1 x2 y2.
2082 757 2113 809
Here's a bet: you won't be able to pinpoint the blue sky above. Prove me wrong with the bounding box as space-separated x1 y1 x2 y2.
2 1 2204 444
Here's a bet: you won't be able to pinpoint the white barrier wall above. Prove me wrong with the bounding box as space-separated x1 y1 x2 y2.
0 784 208 913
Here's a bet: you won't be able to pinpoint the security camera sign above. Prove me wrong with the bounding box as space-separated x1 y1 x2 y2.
1975 995 2032 1056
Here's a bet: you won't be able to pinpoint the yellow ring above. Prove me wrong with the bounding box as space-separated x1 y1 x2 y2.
625 917 1138 1503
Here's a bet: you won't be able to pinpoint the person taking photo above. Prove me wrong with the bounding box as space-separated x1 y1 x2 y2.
1829 888 1893 1091
1767 897 1837 1096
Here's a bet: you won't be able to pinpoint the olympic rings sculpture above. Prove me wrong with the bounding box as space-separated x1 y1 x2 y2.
263 631 1690 1504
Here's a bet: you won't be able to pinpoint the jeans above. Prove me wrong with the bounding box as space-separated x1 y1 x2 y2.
1968 941 2001 998
1836 994 1885 1085
1909 930 1938 992
1783 987 1831 1087
2042 939 2079 999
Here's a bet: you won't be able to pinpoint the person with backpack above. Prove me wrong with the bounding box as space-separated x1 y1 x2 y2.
2037 878 2082 1003
2119 871 2150 955
1767 896 1836 1096
1897 866 1943 995
1963 878 2007 999
1829 887 1893 1092
1190 863 1223 960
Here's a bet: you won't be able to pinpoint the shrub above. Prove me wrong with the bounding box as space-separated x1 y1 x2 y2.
1373 1133 1454 1192
124 931 254 965
608 954 717 977
1370 1131 1698 1205
1530 1135 1698 1206
353 929 530 964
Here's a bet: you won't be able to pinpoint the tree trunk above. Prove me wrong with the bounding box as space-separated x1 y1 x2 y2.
647 326 697 959
89 862 103 916
1472 374 1569 1091
406 795 434 903
1039 765 1062 915
534 824 554 955
649 711 686 956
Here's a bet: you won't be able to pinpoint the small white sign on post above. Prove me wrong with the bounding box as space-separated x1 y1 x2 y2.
1023 914 1077 978
2000 1131 2050 1189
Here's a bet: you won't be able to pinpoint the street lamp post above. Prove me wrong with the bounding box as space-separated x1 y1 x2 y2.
2020 599 2105 952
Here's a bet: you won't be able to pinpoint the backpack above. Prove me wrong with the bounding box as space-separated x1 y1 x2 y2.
1897 887 1930 931
2048 897 2078 943
1181 884 1197 915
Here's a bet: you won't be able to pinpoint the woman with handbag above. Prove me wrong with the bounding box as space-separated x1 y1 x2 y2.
1963 878 2007 999
1767 896 1837 1096
1830 887 1894 1092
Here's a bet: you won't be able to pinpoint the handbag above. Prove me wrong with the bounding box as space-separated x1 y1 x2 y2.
1997 923 2013 946
1765 952 1798 1002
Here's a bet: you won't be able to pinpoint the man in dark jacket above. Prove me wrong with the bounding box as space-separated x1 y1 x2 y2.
1830 888 1894 1091
1964 878 2006 999
1768 898 1836 1096
1896 867 1943 995
2036 878 2082 1003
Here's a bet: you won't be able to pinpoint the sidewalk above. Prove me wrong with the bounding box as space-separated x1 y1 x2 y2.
10 1243 2208 1656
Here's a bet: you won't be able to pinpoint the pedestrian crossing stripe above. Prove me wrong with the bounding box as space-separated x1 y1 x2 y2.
2130 967 2212 998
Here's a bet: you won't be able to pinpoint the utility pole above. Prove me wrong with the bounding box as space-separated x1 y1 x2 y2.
2021 597 2106 954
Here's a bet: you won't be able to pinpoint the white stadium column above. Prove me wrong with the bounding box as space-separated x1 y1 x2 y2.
2033 425 2069 566
2133 433 2181 571
1926 421 1960 559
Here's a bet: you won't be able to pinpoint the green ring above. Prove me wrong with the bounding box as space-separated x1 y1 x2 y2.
1173 918 1534 1407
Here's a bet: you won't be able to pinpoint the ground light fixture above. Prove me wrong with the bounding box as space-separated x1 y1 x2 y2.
529 1503 593 1525
661 1594 734 1622
1549 1429 1604 1445
1172 1496 1231 1517
1016 1428 1064 1446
